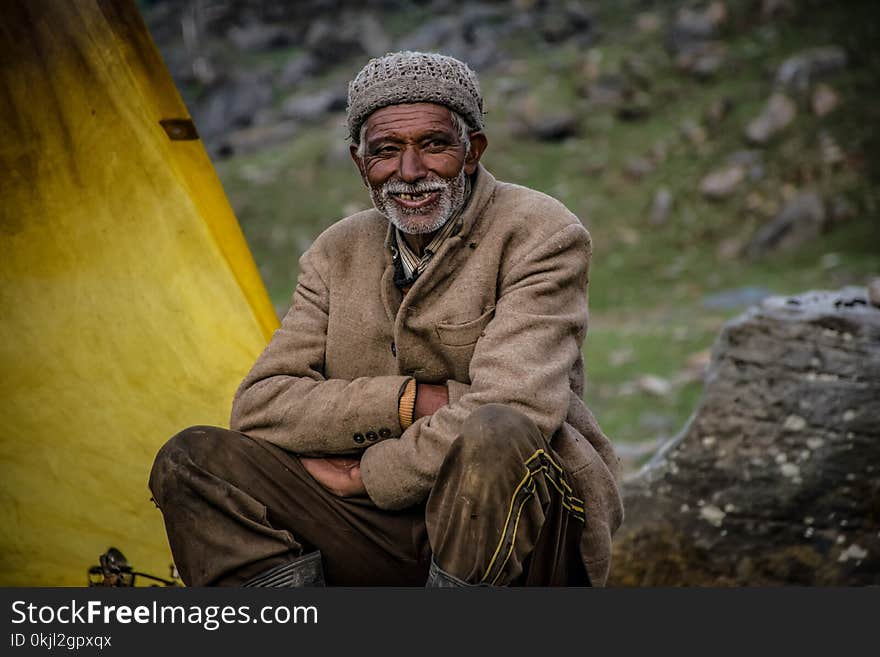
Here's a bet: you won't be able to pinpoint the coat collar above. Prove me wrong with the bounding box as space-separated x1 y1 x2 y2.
379 164 497 324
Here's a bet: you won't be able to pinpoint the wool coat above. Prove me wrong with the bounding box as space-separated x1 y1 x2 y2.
230 164 624 585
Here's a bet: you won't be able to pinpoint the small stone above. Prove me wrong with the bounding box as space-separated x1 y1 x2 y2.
812 83 840 117
806 437 825 450
775 452 788 463
650 188 674 225
804 527 814 538
836 535 846 545
838 544 868 563
783 415 807 431
745 93 797 145
637 374 672 397
680 503 690 513
681 119 708 146
842 410 856 422
819 131 844 165
636 12 662 33
623 157 655 181
780 463 800 478
700 504 726 527
702 436 717 448
699 164 745 200
609 348 636 366
804 516 814 525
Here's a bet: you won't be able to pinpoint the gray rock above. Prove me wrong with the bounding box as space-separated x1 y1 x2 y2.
649 187 674 225
279 53 319 89
776 46 848 93
514 113 581 142
281 88 347 123
668 1 727 55
746 191 826 257
745 92 797 145
699 164 746 200
304 16 366 63
612 286 880 585
623 157 654 181
538 1 593 43
727 150 765 181
193 71 274 140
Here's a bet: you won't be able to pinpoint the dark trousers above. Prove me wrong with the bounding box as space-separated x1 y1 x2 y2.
149 404 588 586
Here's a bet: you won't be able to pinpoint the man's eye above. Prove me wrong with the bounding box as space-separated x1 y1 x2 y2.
374 145 398 155
425 140 449 150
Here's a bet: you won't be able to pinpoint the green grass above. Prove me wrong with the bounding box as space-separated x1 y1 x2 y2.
215 0 880 471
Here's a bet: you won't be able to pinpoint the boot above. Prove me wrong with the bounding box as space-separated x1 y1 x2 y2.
425 557 482 587
242 551 325 587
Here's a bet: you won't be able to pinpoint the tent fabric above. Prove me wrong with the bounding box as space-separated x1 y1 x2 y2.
0 0 279 585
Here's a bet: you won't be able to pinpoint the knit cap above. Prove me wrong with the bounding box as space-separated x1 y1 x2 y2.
347 51 484 142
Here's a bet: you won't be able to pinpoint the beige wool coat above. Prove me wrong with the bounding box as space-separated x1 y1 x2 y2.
230 164 624 585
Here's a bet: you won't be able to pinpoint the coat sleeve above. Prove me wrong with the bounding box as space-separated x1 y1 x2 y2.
360 221 591 509
229 243 410 454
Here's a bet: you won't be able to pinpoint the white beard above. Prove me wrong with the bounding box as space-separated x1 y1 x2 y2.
368 168 468 235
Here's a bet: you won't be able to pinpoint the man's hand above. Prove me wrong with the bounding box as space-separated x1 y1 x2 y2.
414 383 449 420
299 456 366 497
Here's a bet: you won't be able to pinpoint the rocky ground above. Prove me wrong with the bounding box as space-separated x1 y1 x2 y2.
144 0 880 472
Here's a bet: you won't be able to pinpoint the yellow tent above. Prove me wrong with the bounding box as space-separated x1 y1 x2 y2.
0 0 278 585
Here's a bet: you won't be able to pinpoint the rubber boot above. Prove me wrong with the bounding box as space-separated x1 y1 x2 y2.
242 551 325 587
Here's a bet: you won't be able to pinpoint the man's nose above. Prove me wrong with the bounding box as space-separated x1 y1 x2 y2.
398 146 427 183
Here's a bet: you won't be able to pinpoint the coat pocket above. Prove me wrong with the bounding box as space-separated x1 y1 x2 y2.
435 306 495 347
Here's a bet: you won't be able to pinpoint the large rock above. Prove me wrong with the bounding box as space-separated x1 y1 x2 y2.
611 287 880 586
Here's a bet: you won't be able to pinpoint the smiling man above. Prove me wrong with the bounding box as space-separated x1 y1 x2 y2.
149 51 623 587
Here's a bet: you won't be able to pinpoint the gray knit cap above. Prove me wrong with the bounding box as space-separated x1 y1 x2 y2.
347 51 484 142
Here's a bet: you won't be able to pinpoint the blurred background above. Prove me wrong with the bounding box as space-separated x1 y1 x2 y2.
141 0 879 474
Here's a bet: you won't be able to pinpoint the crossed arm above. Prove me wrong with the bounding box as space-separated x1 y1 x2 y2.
298 383 449 497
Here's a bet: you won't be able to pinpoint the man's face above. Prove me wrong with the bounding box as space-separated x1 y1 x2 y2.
352 103 476 235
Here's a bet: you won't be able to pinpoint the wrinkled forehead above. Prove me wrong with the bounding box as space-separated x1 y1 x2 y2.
362 102 458 142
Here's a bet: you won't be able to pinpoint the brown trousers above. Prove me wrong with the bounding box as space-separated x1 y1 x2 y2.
149 404 588 586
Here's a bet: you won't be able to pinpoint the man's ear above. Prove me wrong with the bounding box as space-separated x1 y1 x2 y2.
463 131 488 175
350 144 368 184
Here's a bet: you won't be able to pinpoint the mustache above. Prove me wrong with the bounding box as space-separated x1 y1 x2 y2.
381 178 449 196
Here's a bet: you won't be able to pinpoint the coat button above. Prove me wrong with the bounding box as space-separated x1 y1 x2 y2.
391 341 397 357
366 431 378 442
353 433 365 444
379 427 391 438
